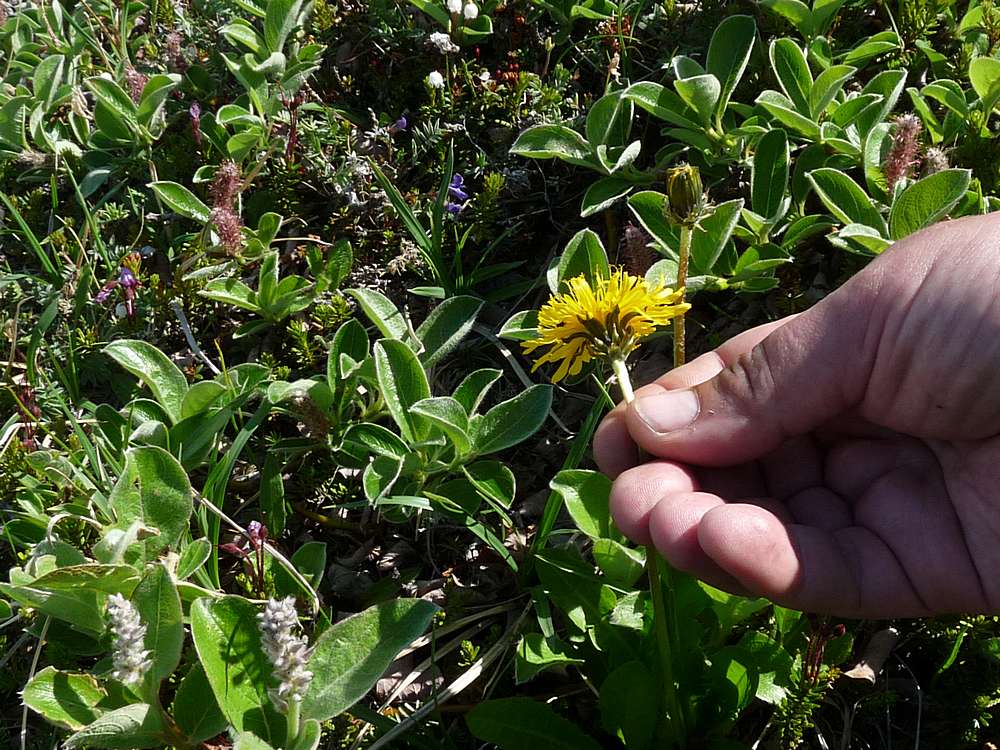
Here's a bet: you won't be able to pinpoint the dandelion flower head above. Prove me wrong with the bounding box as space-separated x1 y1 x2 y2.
523 269 689 382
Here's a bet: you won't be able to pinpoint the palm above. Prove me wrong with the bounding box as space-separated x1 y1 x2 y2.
682 427 999 617
595 214 1000 617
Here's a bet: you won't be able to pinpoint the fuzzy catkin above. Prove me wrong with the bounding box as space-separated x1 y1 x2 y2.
106 594 153 687
257 597 313 711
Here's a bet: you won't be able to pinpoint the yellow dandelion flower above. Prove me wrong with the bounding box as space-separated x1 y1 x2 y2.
522 268 690 383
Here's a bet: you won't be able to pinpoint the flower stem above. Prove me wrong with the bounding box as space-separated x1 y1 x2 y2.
609 357 684 743
610 357 635 404
286 699 301 749
673 224 693 368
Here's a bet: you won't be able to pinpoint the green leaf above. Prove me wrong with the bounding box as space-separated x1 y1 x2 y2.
221 20 265 53
177 539 213 580
770 39 813 115
260 453 287 536
888 168 971 240
807 167 887 235
415 295 483 368
599 661 658 750
706 15 756 118
346 288 407 340
191 596 285 742
64 704 167 749
264 0 305 52
467 698 603 750
674 73 721 126
234 733 277 750
471 385 552 454
691 198 744 274
136 74 182 128
755 90 821 139
108 447 193 559
23 667 105 731
622 82 701 130
452 368 502 414
341 423 410 460
374 339 432 443
412 396 471 454
585 90 633 149
970 56 1000 114
498 310 539 342
329 318 370 380
302 599 438 721
200 278 260 313
172 665 228 744
181 381 226 419
104 340 188 425
511 124 595 168
627 190 677 249
85 77 138 131
148 181 212 224
580 176 633 217
131 563 183 690
550 470 613 541
552 228 610 291
515 633 584 684
534 548 616 632
593 538 645 589
751 129 789 221
760 0 811 37
809 64 855 119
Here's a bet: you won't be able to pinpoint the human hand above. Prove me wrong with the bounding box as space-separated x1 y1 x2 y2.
594 213 1000 618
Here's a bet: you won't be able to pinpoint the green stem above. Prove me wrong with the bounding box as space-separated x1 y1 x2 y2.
286 699 301 749
647 554 685 743
674 224 693 368
610 357 634 403
609 357 683 742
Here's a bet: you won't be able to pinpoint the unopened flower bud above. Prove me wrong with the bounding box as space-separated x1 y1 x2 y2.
463 2 478 19
447 0 462 13
664 164 704 227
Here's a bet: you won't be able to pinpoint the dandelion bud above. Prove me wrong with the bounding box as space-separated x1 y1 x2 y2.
257 597 313 712
664 164 704 227
463 2 478 19
106 594 153 688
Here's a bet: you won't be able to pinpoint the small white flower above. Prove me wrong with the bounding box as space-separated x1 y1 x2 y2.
427 70 445 89
446 0 462 12
429 30 460 54
106 594 152 687
463 2 478 19
258 597 313 712
478 70 491 83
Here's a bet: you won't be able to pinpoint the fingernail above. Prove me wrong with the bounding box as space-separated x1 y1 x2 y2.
633 389 700 434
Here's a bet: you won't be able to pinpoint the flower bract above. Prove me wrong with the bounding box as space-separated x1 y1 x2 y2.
523 269 689 382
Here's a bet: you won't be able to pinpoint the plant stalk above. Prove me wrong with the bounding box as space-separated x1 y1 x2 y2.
673 224 693 367
610 357 684 744
286 698 301 749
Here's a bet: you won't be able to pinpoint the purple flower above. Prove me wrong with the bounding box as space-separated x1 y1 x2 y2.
448 173 469 202
392 115 408 132
445 201 463 214
189 102 202 147
120 267 139 289
95 284 115 303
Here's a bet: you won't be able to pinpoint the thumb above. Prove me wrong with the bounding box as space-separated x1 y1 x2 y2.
625 282 877 466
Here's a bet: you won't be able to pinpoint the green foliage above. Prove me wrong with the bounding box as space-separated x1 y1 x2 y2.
3 0 1000 746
